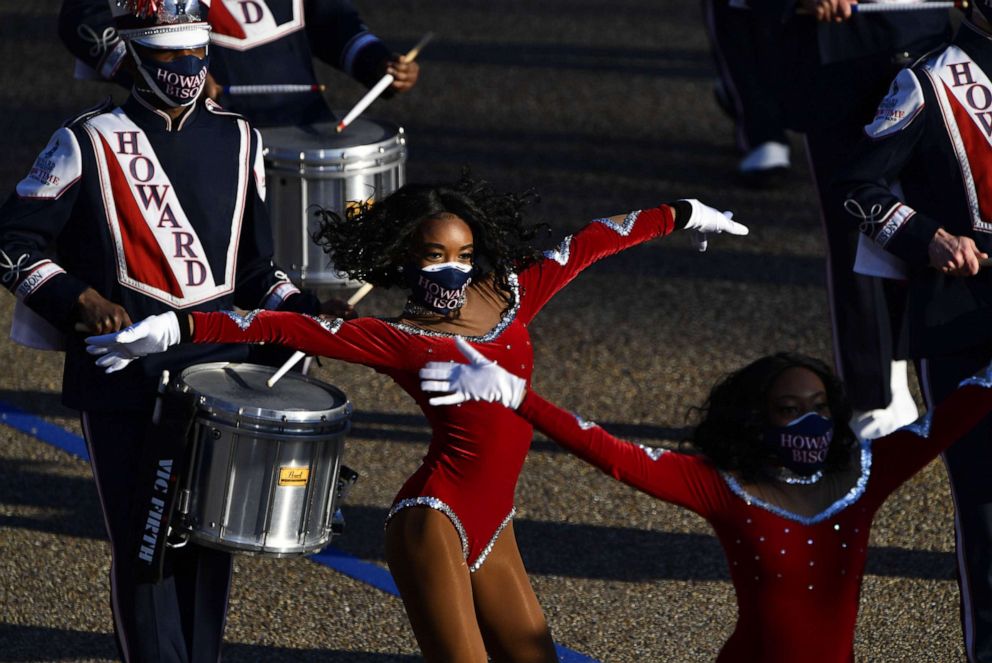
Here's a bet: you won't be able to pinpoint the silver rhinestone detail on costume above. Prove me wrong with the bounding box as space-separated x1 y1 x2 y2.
638 444 666 461
842 543 848 548
759 536 765 542
469 507 516 573
808 539 814 545
746 518 752 524
809 561 815 567
303 314 343 334
808 585 814 591
780 549 786 555
899 410 934 438
754 555 760 561
784 528 790 534
959 364 992 389
223 309 262 330
388 273 521 342
386 497 469 560
834 524 840 531
427 348 433 353
543 235 573 266
736 539 741 544
721 439 873 525
572 413 599 431
593 210 640 236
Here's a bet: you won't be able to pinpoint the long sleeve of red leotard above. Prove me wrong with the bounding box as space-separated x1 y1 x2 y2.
867 374 992 501
188 310 407 372
517 390 720 517
516 206 676 323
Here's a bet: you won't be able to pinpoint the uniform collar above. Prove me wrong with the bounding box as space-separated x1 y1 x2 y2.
123 91 200 133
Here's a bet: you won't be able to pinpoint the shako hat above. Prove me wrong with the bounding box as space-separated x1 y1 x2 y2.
110 0 210 50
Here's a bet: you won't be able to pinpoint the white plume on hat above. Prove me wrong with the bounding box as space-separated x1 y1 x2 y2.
110 0 210 50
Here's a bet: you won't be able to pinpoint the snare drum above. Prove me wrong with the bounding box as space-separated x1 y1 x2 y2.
261 118 407 287
174 362 352 556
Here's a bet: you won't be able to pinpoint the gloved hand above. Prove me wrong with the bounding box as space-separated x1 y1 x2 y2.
419 336 527 408
678 198 749 252
85 311 182 374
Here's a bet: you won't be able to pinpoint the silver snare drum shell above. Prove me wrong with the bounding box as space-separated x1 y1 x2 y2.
262 118 407 287
175 362 352 556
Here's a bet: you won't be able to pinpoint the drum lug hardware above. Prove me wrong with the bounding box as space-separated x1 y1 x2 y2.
210 428 222 440
178 488 192 514
165 527 190 549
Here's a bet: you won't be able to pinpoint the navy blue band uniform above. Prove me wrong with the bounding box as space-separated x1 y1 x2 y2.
835 20 992 663
0 95 313 411
59 0 394 127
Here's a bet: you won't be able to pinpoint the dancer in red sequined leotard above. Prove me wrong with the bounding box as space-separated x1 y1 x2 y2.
86 177 747 662
421 345 992 662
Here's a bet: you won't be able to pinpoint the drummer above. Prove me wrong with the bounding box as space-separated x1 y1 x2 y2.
59 0 421 127
0 1 336 659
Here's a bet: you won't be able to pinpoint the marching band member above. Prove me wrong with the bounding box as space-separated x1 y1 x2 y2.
420 339 992 663
775 0 951 440
85 178 748 662
59 0 420 127
833 4 992 658
0 1 322 659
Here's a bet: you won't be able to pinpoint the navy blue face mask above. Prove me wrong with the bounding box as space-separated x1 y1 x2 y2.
763 412 834 476
407 262 473 314
131 45 209 108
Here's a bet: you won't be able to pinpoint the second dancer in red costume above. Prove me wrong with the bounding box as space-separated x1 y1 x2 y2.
85 175 747 662
420 338 992 662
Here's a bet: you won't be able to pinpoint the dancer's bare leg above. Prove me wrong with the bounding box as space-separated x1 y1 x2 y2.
470 523 558 663
385 507 487 663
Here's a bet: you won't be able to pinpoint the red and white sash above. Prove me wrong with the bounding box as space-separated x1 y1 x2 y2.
82 108 249 307
925 46 992 234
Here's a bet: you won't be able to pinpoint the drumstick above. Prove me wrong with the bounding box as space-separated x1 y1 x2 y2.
851 1 963 12
335 32 434 133
223 84 326 95
266 283 376 388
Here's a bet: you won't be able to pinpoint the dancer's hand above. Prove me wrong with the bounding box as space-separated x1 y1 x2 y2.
419 336 526 408
85 311 182 373
679 199 749 252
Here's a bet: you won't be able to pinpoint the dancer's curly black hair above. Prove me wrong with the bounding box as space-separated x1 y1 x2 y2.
689 353 856 481
312 173 549 304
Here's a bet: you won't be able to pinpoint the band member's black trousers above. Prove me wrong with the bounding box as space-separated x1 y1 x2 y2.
82 408 232 663
702 0 789 152
919 348 992 663
805 106 902 412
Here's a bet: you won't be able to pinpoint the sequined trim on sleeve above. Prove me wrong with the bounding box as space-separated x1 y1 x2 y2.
639 445 667 461
898 410 934 438
592 210 639 237
571 412 597 430
304 314 344 334
386 497 469 560
720 439 873 525
469 507 516 573
386 273 520 342
543 236 573 266
223 309 262 330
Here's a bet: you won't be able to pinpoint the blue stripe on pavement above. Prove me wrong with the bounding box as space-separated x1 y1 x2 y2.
0 399 601 663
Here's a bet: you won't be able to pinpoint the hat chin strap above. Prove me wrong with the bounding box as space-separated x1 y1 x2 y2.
127 41 203 109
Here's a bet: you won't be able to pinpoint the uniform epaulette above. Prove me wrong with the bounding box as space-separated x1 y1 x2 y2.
62 97 115 128
203 98 248 121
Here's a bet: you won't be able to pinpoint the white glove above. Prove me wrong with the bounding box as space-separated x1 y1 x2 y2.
85 311 182 374
679 198 749 252
419 336 527 408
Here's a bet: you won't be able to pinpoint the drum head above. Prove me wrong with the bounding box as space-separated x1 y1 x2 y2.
179 362 350 426
261 118 404 167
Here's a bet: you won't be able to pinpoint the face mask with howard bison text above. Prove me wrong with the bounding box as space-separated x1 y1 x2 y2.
407 262 473 314
763 412 834 477
130 43 209 108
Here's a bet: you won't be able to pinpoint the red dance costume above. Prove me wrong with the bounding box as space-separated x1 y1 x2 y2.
188 207 675 570
514 376 992 662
